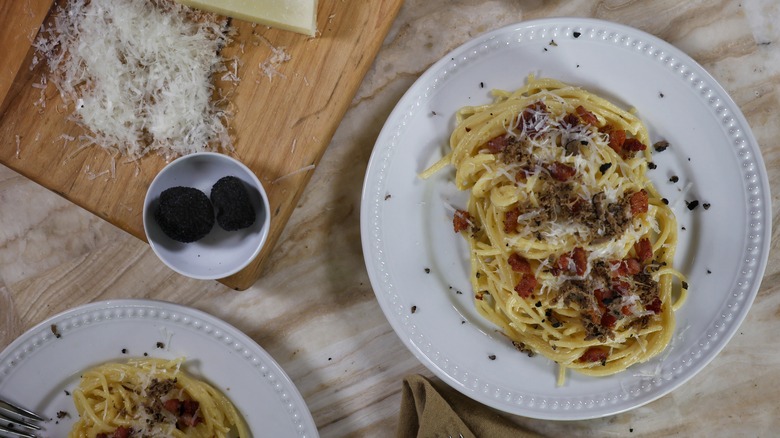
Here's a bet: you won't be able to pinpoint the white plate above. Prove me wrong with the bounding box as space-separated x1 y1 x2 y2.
361 18 771 420
0 300 318 437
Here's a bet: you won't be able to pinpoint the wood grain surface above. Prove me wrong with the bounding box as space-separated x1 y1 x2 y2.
0 0 403 290
1 1 779 436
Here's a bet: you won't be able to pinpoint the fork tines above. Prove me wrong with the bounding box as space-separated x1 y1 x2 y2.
0 399 44 438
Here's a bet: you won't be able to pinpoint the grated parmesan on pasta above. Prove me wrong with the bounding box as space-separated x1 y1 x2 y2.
33 0 235 161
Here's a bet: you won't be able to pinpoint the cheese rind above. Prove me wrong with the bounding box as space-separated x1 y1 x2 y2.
175 0 318 36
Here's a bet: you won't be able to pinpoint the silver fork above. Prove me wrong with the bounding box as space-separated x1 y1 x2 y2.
0 399 44 438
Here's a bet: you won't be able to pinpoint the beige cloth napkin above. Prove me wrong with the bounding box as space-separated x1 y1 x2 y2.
397 374 541 438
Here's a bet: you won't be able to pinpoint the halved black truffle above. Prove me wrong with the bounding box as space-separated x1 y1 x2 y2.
154 186 214 242
210 176 256 231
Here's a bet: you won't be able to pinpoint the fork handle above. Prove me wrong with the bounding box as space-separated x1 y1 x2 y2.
0 423 37 438
0 402 44 422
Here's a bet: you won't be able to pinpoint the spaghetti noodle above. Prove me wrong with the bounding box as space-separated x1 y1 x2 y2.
423 76 686 382
69 358 248 437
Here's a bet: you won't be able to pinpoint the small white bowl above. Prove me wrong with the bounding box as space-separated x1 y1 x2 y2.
143 152 271 280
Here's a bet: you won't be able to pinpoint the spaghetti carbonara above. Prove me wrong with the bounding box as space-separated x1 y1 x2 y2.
69 358 248 437
423 76 686 382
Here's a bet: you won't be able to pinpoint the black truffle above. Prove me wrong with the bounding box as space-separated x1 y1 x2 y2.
210 176 256 231
154 186 214 242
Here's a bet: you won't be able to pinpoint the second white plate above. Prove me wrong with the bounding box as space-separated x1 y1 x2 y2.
0 300 318 437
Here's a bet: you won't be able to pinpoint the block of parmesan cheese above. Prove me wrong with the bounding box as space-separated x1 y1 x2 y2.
175 0 318 36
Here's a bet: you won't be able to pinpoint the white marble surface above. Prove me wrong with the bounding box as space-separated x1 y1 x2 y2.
2 0 780 436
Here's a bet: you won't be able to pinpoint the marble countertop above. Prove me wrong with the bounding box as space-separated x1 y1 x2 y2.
1 0 778 436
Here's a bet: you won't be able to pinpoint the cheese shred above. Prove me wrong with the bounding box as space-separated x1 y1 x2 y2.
33 0 235 162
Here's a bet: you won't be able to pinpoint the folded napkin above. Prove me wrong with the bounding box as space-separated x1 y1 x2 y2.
397 374 541 438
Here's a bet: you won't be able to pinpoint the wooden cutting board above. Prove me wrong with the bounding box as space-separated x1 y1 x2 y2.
0 0 403 290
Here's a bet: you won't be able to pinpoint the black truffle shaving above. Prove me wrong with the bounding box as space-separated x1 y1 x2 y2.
155 187 214 243
210 176 256 231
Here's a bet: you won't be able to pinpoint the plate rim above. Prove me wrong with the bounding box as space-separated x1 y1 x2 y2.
360 17 771 420
0 298 319 437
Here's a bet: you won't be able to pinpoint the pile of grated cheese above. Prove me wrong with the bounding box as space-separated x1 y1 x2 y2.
33 0 235 162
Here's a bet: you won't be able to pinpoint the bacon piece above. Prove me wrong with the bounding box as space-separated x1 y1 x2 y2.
575 105 598 126
634 238 653 263
556 254 571 273
572 247 588 276
98 428 131 438
167 399 203 429
568 197 588 214
610 258 641 277
453 209 471 233
518 101 548 136
530 101 548 112
629 190 649 215
578 346 609 364
583 306 602 325
179 413 202 428
163 398 181 414
646 297 662 314
516 165 537 183
504 207 520 233
601 311 617 328
608 129 626 154
624 258 642 275
548 162 576 182
508 253 532 273
557 247 588 276
179 400 202 428
514 275 537 298
486 135 511 153
562 113 580 127
621 305 634 316
623 138 647 152
612 280 631 295
594 288 615 307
